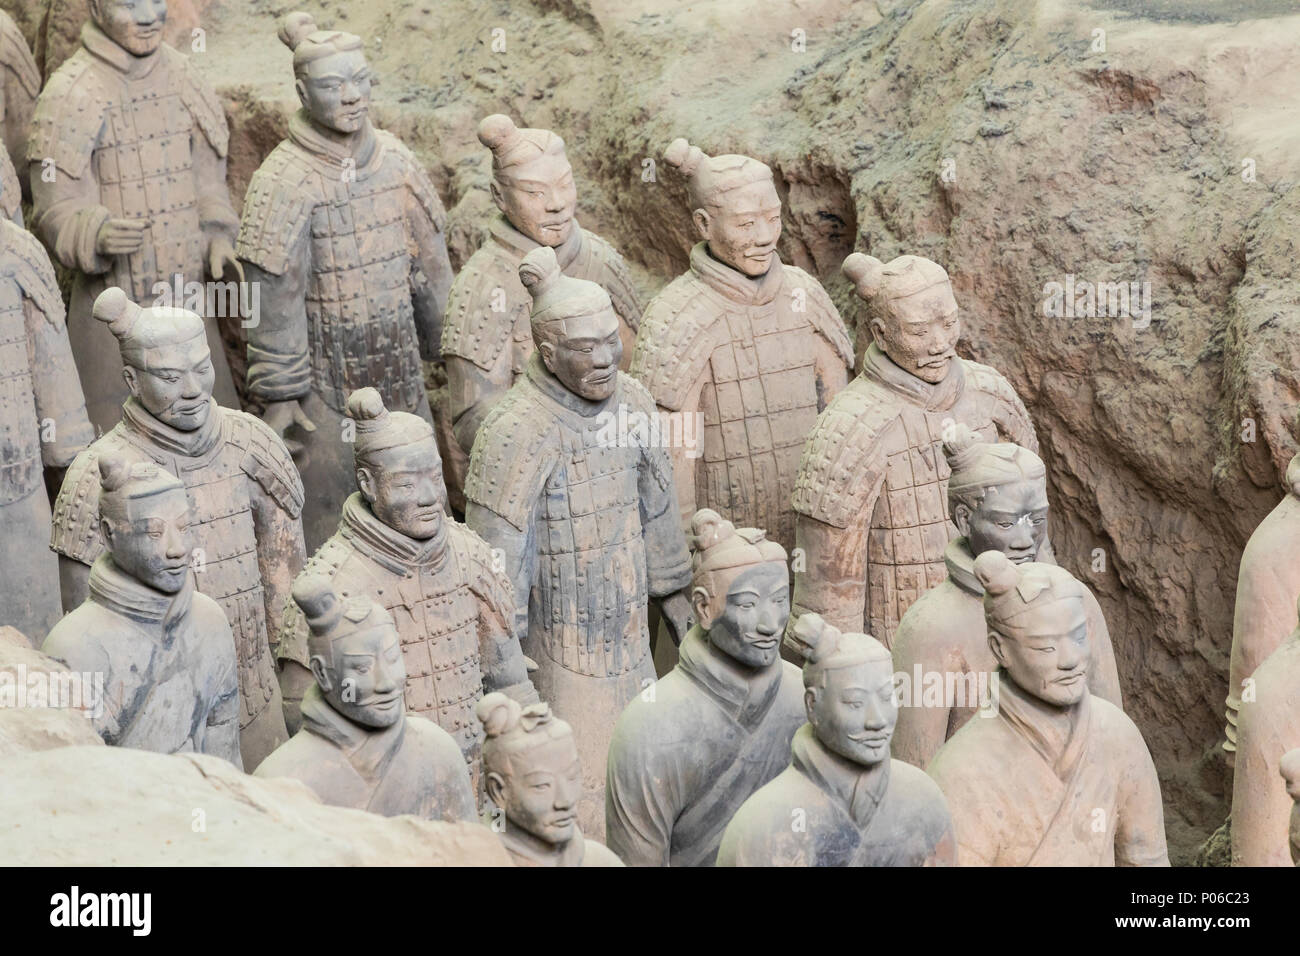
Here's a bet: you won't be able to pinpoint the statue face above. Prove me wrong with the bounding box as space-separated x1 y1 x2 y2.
297 49 372 135
102 486 192 594
695 179 782 278
698 562 789 669
538 308 622 401
493 151 577 247
870 283 960 385
490 734 583 846
92 0 167 57
806 659 897 767
357 439 446 541
989 603 1090 708
314 625 405 729
125 335 214 432
956 478 1049 565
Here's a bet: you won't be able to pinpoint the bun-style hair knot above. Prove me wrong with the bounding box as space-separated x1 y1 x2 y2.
518 246 562 296
973 550 1018 596
278 11 318 51
841 252 886 299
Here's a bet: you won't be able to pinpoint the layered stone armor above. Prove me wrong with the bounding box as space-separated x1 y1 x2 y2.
27 22 242 430
50 400 305 767
630 244 851 552
0 219 94 637
791 345 1039 648
0 9 39 212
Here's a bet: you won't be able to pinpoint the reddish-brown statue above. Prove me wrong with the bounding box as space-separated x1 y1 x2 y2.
27 0 242 431
237 11 454 550
255 575 477 822
790 252 1039 649
478 692 623 867
927 551 1168 866
464 245 693 840
629 138 852 552
276 386 537 789
0 217 94 639
50 288 305 769
891 425 1121 768
437 113 642 513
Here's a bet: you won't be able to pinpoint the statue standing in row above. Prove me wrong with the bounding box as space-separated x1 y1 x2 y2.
50 288 305 769
0 8 39 212
630 139 852 552
28 0 243 430
438 114 642 513
238 12 454 550
465 246 692 839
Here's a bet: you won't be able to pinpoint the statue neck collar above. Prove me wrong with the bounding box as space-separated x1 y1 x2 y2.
677 625 785 727
497 819 586 867
289 109 379 171
339 493 449 575
121 397 224 459
524 352 615 419
790 724 891 829
88 553 194 636
690 241 784 306
82 21 163 79
861 342 965 411
299 682 407 779
490 214 585 270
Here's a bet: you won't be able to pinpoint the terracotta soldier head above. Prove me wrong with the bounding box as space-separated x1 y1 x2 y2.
787 613 896 767
688 508 789 668
664 138 780 278
90 0 168 58
478 692 583 846
279 12 370 136
974 550 1089 707
98 452 193 595
292 575 405 729
519 246 621 401
944 424 1049 565
843 252 959 385
346 387 446 541
479 115 576 248
1282 749 1300 865
94 287 213 432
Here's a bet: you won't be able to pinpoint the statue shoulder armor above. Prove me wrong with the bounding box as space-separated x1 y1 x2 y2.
49 434 136 563
236 144 318 276
629 274 722 411
463 390 559 532
782 264 853 369
448 522 514 609
441 247 521 370
172 47 229 157
379 131 447 233
581 230 643 331
28 51 107 176
961 359 1037 452
0 12 39 100
791 380 899 528
1 220 64 326
224 409 306 519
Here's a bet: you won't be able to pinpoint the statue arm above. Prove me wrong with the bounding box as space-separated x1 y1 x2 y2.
249 482 307 658
191 128 239 252
208 634 245 770
659 371 707 534
27 161 111 275
465 502 537 651
1083 587 1122 708
24 297 93 467
811 331 851 410
405 176 453 363
889 633 954 770
470 540 538 705
605 728 676 867
1114 727 1171 867
447 352 514 456
243 258 313 404
788 511 872 641
638 423 693 598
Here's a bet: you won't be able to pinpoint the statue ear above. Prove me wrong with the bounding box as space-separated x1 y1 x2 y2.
953 502 972 538
691 208 711 242
803 686 818 725
690 586 713 631
869 317 889 350
121 365 140 398
308 655 333 693
99 517 116 550
489 180 506 214
987 630 1009 670
294 77 310 111
537 340 558 374
356 466 377 503
485 771 507 809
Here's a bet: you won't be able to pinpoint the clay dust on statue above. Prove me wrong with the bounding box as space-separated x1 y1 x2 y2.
43 452 242 765
927 551 1168 866
49 288 305 770
629 138 853 554
0 215 94 641
477 692 623 867
891 424 1122 769
717 612 955 866
464 245 693 841
789 252 1040 650
605 509 805 866
255 576 477 821
27 0 243 432
437 113 643 514
0 8 39 216
237 11 455 551
276 386 538 792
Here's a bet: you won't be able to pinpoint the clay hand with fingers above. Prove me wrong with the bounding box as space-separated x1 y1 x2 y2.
207 235 244 283
261 399 316 456
95 218 148 257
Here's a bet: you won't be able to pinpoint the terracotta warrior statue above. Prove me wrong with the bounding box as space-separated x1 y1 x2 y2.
277 387 537 787
50 288 306 769
43 453 241 765
1282 749 1300 865
255 576 477 822
465 246 693 839
790 252 1040 649
238 12 454 550
716 613 955 866
1224 453 1300 763
1229 601 1300 866
28 0 242 431
0 215 94 640
891 424 1121 768
605 509 804 866
438 113 642 513
927 551 1168 866
0 9 39 213
629 138 852 552
478 692 623 867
